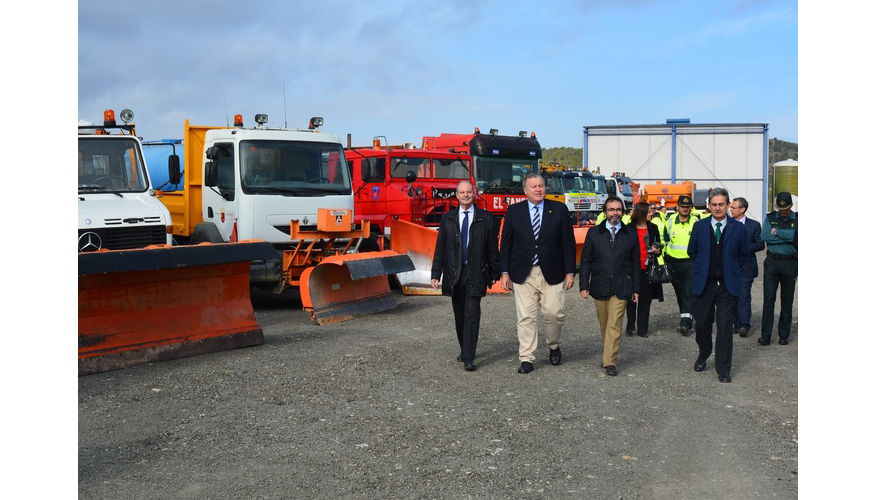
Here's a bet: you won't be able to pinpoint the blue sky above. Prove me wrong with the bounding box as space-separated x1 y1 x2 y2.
77 0 798 148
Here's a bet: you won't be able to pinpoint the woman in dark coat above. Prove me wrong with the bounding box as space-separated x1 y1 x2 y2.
625 202 665 337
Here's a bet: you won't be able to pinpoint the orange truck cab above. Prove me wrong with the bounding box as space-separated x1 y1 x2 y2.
422 128 542 222
345 140 476 238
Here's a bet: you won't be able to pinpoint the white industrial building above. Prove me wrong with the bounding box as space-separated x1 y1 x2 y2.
583 120 769 220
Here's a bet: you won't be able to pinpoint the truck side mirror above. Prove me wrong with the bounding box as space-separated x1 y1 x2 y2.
205 146 217 160
168 155 181 185
204 161 218 187
405 170 417 184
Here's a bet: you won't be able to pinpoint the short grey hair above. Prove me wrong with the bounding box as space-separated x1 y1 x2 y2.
709 187 730 204
456 180 474 192
732 197 749 211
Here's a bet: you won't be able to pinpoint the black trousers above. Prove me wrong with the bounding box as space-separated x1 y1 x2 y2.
451 265 482 362
667 257 694 328
626 270 655 336
761 256 797 342
693 279 737 377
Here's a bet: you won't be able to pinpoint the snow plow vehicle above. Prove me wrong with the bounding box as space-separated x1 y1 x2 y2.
78 109 275 375
155 114 413 325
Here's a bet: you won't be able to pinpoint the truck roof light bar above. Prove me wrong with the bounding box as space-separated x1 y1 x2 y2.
489 128 498 135
519 131 527 138
309 117 324 130
234 114 244 127
119 109 134 124
255 114 268 126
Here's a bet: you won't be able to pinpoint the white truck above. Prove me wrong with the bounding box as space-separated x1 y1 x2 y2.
78 109 173 252
157 114 411 299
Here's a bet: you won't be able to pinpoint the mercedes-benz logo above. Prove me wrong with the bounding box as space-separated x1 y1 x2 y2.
78 232 102 252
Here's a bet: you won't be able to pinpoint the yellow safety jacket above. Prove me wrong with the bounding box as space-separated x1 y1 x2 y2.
651 216 667 248
621 214 631 225
664 212 699 259
596 212 606 224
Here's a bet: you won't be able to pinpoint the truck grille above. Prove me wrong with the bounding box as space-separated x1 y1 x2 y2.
78 225 167 252
573 200 597 211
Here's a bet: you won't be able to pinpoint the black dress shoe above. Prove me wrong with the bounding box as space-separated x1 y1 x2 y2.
778 339 789 345
694 358 707 372
625 330 635 337
549 347 562 366
637 332 649 338
464 361 477 371
738 327 748 338
457 354 463 362
517 362 534 374
604 365 618 376
718 374 732 383
757 338 770 346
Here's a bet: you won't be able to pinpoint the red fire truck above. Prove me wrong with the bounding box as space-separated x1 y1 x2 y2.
345 138 477 239
421 128 542 220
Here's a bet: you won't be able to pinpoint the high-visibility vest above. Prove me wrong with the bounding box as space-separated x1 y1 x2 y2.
651 217 667 248
596 212 606 224
664 213 699 259
621 214 631 225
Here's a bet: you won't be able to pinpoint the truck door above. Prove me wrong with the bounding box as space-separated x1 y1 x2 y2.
202 142 237 241
357 157 387 231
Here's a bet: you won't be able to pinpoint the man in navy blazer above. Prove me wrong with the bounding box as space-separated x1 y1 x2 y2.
729 197 766 337
500 174 576 374
688 188 750 383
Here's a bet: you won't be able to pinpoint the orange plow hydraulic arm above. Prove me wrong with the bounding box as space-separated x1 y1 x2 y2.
78 241 279 376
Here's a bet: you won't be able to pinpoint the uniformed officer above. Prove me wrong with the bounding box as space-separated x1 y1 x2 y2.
663 195 701 335
758 192 798 346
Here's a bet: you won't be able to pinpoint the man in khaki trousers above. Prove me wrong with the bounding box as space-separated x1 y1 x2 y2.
499 174 576 374
578 196 640 376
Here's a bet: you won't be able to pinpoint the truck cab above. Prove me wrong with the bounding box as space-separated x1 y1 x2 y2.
157 115 352 292
78 109 173 252
542 169 598 223
345 140 475 237
609 172 635 209
422 128 542 221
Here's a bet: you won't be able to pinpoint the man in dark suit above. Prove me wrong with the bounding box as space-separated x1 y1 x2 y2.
499 174 576 374
431 180 500 371
729 197 765 337
688 188 750 383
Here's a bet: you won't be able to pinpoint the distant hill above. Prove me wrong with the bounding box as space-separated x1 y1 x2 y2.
542 147 582 169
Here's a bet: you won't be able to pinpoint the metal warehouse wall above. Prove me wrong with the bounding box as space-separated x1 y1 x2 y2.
583 123 769 221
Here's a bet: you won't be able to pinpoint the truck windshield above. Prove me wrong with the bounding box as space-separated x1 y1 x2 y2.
556 175 595 193
474 157 538 193
390 157 430 179
618 180 633 195
543 175 564 195
433 158 471 179
593 176 607 195
78 137 149 193
241 140 351 195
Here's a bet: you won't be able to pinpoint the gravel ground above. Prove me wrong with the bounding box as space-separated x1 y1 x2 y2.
78 254 798 499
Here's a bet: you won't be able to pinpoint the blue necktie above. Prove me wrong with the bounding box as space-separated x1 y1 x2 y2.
532 205 540 265
461 211 469 264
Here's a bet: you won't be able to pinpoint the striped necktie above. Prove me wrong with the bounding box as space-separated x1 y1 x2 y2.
532 205 540 265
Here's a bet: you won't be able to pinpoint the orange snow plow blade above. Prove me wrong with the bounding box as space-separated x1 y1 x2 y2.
299 250 415 325
389 219 442 295
78 241 279 376
573 226 590 265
